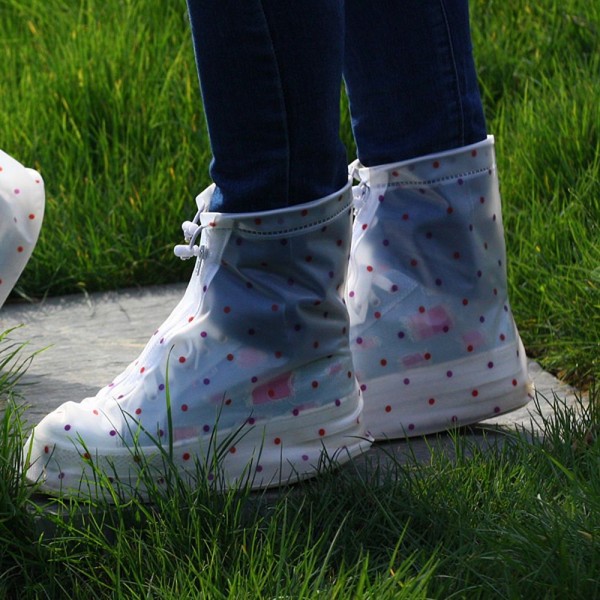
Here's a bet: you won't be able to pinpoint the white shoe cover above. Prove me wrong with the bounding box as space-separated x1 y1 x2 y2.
0 150 44 309
25 182 370 497
347 136 533 439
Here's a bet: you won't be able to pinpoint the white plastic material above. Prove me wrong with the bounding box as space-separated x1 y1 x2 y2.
347 136 532 439
25 182 371 498
0 150 44 309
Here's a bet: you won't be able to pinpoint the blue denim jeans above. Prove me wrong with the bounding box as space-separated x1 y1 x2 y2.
186 0 487 212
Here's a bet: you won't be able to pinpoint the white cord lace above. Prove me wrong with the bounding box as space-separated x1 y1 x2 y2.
173 209 208 260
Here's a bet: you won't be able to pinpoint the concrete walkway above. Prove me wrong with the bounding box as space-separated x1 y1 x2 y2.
0 284 582 467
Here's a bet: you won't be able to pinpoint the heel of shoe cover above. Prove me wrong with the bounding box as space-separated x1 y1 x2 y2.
0 150 44 308
347 136 532 439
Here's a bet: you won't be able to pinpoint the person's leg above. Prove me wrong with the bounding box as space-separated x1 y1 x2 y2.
24 2 370 498
343 0 487 166
187 0 347 211
343 1 531 439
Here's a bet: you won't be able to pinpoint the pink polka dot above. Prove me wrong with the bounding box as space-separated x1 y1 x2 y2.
13 188 20 195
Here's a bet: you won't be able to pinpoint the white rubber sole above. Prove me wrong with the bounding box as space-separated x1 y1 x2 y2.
359 339 533 440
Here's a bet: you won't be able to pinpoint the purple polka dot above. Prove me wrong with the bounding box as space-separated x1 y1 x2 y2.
446 370 453 378
64 424 71 431
494 406 501 414
335 399 341 407
58 472 65 480
109 430 117 436
408 423 415 431
158 383 165 391
403 378 410 385
256 465 263 472
292 408 300 416
349 290 355 298
302 454 309 461
201 331 207 338
480 316 485 323
488 362 494 369
251 376 258 383
458 178 464 185
203 425 210 432
397 331 405 339
435 278 443 286
391 284 399 292
356 337 363 344
203 378 210 385
383 239 390 246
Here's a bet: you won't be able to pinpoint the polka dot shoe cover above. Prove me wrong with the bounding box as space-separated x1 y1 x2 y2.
25 181 371 498
346 136 533 439
0 150 44 309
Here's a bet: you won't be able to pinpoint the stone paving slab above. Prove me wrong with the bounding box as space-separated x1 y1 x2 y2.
0 284 582 466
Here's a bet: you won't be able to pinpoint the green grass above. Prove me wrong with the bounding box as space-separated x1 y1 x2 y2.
1 381 598 598
0 0 598 386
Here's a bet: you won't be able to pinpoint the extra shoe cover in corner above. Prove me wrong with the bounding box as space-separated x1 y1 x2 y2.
25 182 370 498
346 136 532 440
0 150 44 309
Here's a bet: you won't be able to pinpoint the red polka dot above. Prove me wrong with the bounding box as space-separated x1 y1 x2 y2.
512 379 518 386
462 298 469 306
140 367 146 373
44 445 50 454
410 259 418 267
181 404 188 412
402 213 409 220
135 408 142 415
29 213 35 220
433 161 440 168
17 246 24 253
183 452 191 461
385 405 392 413
447 207 454 215
178 356 186 363
254 218 262 225
424 352 431 360
471 149 478 157
318 428 326 436
499 334 506 341
271 304 279 311
428 398 435 405
274 437 281 445
311 381 319 388
362 223 368 230
227 353 234 361
188 316 194 322
472 390 479 397
301 209 308 216
380 358 387 366
374 311 381 319
418 306 426 313
453 252 461 260
366 265 373 272
229 446 237 454
223 306 231 314
467 345 474 353
83 452 91 460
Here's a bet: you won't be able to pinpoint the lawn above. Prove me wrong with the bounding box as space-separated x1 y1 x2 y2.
1 0 599 597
